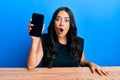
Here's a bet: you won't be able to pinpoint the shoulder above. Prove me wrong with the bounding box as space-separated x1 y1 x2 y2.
76 36 84 52
76 36 84 43
41 33 48 40
41 33 48 37
41 33 48 46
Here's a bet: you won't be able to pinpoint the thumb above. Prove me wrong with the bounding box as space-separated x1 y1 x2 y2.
91 67 95 74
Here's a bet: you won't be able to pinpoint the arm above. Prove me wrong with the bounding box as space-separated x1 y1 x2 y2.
80 51 109 76
80 51 89 67
27 37 43 70
27 19 44 70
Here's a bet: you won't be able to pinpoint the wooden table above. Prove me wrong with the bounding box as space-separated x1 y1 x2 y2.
0 66 120 80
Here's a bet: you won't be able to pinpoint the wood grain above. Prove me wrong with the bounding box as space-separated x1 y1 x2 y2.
0 66 119 80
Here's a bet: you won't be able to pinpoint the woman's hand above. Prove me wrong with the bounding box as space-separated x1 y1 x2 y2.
89 62 110 76
28 19 37 39
28 19 33 33
28 19 44 40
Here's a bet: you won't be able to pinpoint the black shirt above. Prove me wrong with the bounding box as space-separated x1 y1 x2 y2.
41 33 84 67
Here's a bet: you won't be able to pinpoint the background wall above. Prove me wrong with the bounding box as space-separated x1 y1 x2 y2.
0 0 120 67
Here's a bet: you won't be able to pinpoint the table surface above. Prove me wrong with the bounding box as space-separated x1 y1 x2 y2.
0 66 120 80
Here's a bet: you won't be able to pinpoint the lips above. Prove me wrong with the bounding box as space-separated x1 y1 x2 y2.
60 28 63 32
58 28 64 34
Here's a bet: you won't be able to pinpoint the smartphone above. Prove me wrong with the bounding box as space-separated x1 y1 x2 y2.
30 13 44 37
31 13 44 27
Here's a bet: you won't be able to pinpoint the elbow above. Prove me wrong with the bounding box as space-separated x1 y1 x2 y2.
27 61 37 70
27 64 36 70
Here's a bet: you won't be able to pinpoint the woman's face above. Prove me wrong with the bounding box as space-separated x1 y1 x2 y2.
54 10 70 38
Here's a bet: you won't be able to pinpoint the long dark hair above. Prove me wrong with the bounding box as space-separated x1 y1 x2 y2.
43 7 83 67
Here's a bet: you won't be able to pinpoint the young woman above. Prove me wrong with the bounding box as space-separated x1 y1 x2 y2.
27 7 109 76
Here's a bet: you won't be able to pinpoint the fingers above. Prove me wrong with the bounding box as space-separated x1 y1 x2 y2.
91 66 103 76
91 67 95 74
28 24 34 33
96 68 103 76
90 65 110 76
28 19 45 34
95 68 110 76
100 69 110 76
30 19 32 24
29 19 34 27
28 19 34 33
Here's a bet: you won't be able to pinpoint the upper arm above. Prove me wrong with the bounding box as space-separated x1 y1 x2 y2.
80 51 86 63
80 51 90 67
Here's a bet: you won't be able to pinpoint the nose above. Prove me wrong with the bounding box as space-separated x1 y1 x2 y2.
60 19 64 26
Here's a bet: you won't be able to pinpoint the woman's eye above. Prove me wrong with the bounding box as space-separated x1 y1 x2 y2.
55 17 60 21
65 19 70 23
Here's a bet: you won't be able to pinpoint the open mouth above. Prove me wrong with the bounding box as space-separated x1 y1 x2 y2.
59 28 63 32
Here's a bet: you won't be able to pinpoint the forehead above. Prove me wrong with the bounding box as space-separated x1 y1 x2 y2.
56 10 69 18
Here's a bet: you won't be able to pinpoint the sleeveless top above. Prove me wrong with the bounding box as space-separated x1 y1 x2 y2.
41 33 84 67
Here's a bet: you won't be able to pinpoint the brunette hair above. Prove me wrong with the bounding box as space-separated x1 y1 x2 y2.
43 7 83 67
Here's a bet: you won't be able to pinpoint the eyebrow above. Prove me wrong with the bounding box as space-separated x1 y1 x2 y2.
56 16 70 19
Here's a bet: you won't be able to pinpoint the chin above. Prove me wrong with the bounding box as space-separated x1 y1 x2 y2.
57 34 66 38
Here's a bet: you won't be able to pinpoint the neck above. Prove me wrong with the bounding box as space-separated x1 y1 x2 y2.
58 36 67 45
